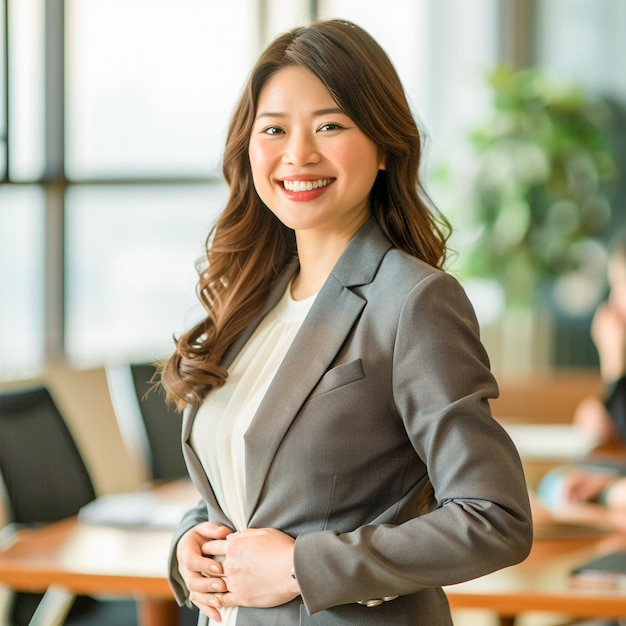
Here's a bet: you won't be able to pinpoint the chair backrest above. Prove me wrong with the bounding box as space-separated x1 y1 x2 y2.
106 363 187 481
0 386 96 525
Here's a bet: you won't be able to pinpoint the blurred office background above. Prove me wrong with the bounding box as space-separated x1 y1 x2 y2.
1 5 623 624
1 0 625 383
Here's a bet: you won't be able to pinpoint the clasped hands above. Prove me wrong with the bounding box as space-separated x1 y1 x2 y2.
176 522 300 622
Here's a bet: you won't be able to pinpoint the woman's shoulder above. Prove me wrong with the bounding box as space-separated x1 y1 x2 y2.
355 249 470 321
339 218 463 296
379 247 459 289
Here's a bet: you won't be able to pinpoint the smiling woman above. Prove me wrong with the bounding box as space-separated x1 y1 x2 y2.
159 19 532 626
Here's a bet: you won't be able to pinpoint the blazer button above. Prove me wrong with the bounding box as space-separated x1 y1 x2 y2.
357 595 399 607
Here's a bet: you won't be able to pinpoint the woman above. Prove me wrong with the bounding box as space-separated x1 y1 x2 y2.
162 19 532 625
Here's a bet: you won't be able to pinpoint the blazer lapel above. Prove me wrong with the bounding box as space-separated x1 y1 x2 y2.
180 404 229 524
244 217 393 520
180 262 299 523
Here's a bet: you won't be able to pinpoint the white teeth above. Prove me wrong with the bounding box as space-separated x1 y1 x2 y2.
283 178 332 192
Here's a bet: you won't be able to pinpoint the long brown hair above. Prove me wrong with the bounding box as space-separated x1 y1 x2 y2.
161 19 450 410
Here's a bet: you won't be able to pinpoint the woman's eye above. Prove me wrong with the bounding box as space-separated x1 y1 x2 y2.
319 123 343 132
263 126 284 136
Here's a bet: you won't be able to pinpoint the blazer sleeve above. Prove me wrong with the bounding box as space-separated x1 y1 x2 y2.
167 498 209 606
293 271 533 615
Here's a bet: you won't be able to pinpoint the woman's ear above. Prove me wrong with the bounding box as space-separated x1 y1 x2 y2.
378 149 386 170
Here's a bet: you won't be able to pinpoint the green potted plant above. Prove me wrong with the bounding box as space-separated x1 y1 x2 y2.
447 64 617 309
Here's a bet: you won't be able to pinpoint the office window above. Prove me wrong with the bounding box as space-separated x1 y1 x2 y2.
59 0 260 368
65 183 227 366
65 0 259 179
0 188 45 378
7 0 46 181
0 0 6 177
535 0 626 100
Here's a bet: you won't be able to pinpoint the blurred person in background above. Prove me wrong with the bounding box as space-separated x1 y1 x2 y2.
539 230 626 509
573 229 626 447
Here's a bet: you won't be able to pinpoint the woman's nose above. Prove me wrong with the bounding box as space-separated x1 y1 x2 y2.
283 131 320 166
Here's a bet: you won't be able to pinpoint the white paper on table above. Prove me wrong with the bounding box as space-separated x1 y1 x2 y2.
502 423 601 461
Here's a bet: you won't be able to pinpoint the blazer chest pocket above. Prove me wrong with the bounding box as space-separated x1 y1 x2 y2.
315 359 364 396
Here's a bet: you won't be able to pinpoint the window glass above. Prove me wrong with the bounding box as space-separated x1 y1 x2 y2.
0 0 6 177
0 186 45 379
65 0 259 179
263 0 312 42
64 183 228 366
535 0 626 99
7 0 46 180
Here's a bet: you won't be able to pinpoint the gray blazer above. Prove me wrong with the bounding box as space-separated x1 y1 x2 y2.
168 217 533 625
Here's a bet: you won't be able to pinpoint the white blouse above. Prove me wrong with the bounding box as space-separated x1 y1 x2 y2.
190 282 316 625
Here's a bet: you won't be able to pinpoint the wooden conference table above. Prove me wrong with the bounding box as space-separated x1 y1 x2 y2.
3 479 626 626
0 478 199 626
446 515 626 625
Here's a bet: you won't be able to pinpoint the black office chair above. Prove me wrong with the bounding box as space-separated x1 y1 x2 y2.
106 363 188 482
0 385 138 626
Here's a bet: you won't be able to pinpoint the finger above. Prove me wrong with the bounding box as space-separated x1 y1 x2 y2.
197 558 226 579
181 551 220 575
208 577 228 593
203 539 228 560
192 590 226 609
197 522 235 539
196 604 222 623
187 573 228 594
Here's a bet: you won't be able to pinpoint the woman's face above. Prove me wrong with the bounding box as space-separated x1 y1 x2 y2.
248 66 384 239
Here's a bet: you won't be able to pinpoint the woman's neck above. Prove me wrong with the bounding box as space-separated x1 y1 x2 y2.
291 225 360 300
290 257 333 300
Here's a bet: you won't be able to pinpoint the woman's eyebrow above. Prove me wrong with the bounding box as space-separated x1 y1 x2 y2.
313 108 345 116
255 107 346 120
